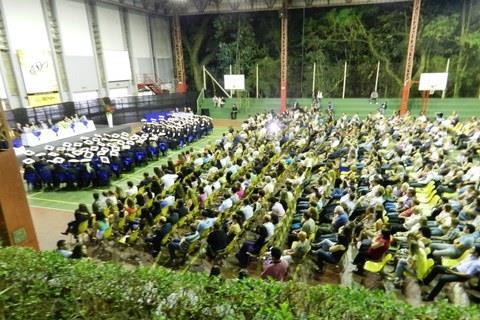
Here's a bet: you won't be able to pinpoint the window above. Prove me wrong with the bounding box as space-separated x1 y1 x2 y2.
109 87 129 100
72 91 99 102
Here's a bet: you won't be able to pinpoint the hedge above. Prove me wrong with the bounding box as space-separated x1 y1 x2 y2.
0 247 478 319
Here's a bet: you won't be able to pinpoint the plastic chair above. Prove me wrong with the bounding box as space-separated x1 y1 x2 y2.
365 253 393 273
103 227 113 239
442 250 471 268
415 249 435 280
77 220 89 235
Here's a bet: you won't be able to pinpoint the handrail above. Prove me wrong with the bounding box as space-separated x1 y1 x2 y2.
196 89 205 115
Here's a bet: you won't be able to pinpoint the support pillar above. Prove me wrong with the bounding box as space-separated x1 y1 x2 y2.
0 103 39 250
172 16 186 93
400 0 421 115
279 0 288 113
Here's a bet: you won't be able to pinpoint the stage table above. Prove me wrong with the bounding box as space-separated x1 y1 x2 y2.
21 120 96 147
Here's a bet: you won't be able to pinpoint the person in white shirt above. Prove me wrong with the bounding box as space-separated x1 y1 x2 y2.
241 200 254 221
263 214 275 240
271 200 286 218
161 173 178 190
263 176 275 195
125 181 138 197
423 245 480 301
193 155 204 167
218 193 233 213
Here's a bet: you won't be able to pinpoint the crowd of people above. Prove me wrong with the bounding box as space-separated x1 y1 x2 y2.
56 105 480 303
22 113 213 189
15 114 90 135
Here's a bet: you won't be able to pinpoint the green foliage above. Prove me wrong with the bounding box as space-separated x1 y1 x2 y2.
0 247 479 319
184 1 480 98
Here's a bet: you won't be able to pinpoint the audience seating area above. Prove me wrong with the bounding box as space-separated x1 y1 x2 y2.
61 108 480 304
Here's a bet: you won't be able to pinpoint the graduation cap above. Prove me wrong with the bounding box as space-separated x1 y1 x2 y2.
64 153 76 159
63 142 72 147
56 147 66 152
106 143 114 147
36 152 46 158
122 145 131 150
74 142 83 148
84 140 93 146
47 160 55 164
141 119 147 122
80 159 91 163
94 134 102 138
100 156 110 164
117 140 125 145
130 135 139 141
53 157 65 164
24 150 35 157
121 132 129 137
66 147 76 152
80 136 89 140
84 151 94 159
81 147 89 152
98 142 106 147
111 146 120 152
141 134 149 139
112 133 120 139
126 141 134 146
68 159 80 163
48 152 59 157
72 150 84 156
103 133 111 138
92 138 100 142
45 145 54 151
22 158 35 165
90 146 99 152
110 151 119 157
97 151 107 156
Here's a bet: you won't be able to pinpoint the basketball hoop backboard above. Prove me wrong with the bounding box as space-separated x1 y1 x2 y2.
419 73 448 92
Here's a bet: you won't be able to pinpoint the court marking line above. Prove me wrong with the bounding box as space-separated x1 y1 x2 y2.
28 191 44 197
29 205 72 213
27 197 79 205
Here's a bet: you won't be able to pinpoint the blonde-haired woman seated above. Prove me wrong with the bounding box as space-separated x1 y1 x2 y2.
283 231 311 263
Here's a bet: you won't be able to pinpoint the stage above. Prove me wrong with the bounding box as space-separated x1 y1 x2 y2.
15 123 138 165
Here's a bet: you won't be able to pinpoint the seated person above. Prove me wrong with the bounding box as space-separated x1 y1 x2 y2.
206 221 227 259
313 223 353 272
283 231 311 263
226 214 242 243
168 225 200 260
55 240 72 258
430 224 476 260
422 244 480 301
145 217 172 256
353 229 391 275
261 247 289 281
262 214 275 240
236 225 269 268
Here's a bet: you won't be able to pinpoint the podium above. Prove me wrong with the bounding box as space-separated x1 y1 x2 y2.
0 103 39 250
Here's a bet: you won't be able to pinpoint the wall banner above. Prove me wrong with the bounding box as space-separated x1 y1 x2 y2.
17 50 59 94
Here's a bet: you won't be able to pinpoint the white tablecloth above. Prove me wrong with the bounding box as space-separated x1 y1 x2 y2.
21 120 96 147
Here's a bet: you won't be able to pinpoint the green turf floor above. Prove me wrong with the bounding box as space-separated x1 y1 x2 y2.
27 127 226 212
201 97 480 120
